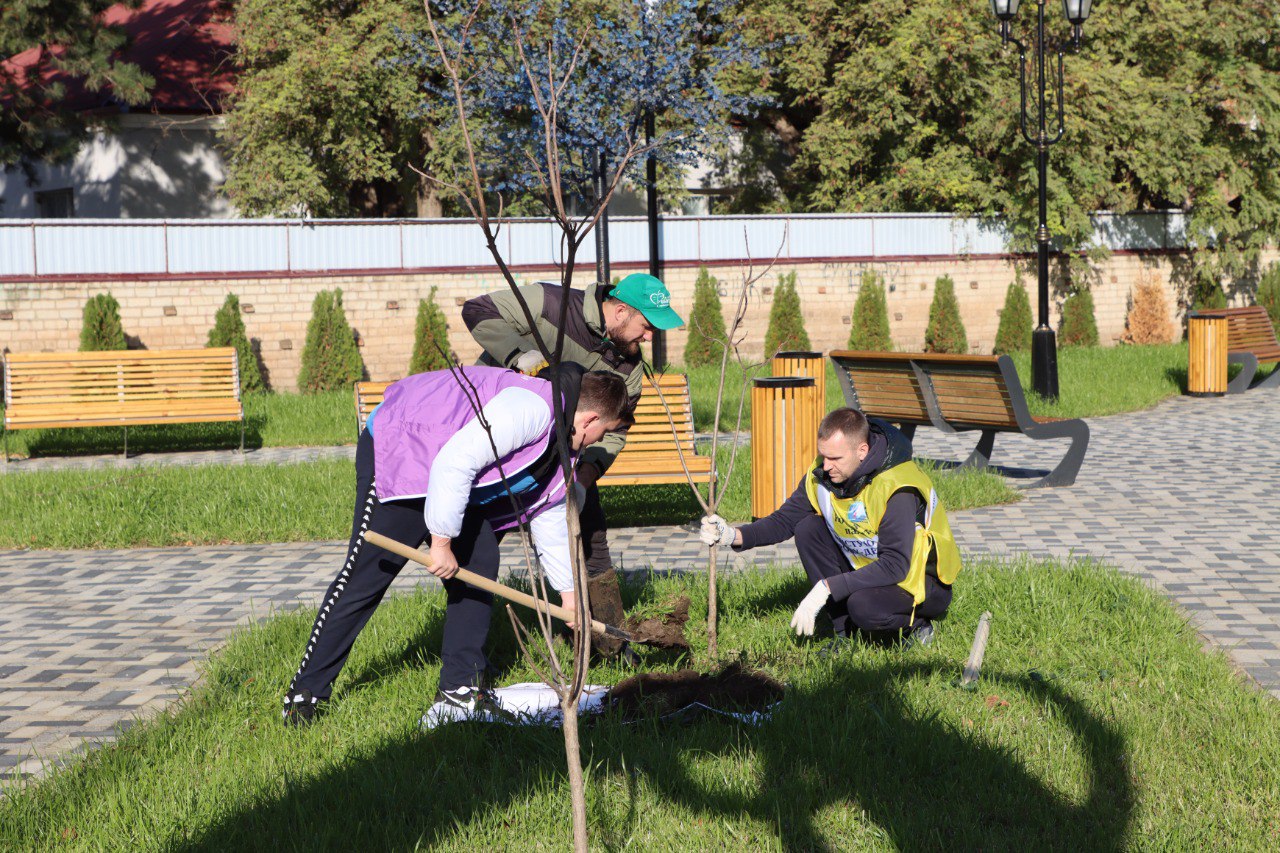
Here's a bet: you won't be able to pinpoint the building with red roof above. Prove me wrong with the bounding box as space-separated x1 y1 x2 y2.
0 0 237 218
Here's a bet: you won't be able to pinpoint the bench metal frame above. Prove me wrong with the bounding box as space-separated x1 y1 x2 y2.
831 351 1090 488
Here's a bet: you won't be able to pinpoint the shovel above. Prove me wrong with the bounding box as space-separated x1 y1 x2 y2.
363 530 636 644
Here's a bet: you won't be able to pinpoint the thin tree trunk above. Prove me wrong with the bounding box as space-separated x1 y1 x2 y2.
707 543 719 659
561 694 588 853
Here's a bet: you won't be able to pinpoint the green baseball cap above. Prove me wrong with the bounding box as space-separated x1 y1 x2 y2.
610 273 685 330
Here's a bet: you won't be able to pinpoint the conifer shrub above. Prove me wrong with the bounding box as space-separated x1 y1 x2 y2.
924 275 968 354
764 270 810 356
993 281 1033 354
409 287 455 374
1257 264 1280 336
207 293 265 393
848 271 892 351
78 292 128 351
1192 271 1228 311
683 266 727 367
297 288 364 393
1059 287 1100 347
1122 273 1175 345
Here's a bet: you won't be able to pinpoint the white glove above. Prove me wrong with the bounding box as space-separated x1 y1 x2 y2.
790 581 831 637
699 514 735 547
514 349 546 375
571 480 586 507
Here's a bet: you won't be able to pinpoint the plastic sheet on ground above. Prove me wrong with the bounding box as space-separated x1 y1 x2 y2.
420 683 608 730
420 682 780 730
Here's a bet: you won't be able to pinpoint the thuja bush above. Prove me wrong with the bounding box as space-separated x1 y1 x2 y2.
298 288 364 393
1059 288 1100 347
683 266 727 367
208 293 265 393
1123 276 1175 345
1192 271 1228 311
848 271 892 351
409 287 455 374
79 292 128 351
924 275 968 354
764 270 810 355
1257 264 1280 335
993 281 1033 354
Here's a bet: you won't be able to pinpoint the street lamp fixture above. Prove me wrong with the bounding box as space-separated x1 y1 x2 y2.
989 0 1093 401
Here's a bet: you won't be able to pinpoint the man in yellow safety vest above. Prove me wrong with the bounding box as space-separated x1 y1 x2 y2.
700 407 961 647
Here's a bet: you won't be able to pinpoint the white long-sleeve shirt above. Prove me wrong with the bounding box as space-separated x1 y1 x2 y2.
424 386 574 592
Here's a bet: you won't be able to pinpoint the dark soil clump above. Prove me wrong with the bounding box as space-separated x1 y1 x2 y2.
605 662 784 720
623 595 690 649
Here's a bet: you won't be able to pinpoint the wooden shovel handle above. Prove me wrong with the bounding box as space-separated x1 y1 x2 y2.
362 530 626 639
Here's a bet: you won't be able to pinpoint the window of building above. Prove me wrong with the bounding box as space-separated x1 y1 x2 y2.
35 188 75 218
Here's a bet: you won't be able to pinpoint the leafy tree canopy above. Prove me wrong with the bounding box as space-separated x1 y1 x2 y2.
729 0 1280 275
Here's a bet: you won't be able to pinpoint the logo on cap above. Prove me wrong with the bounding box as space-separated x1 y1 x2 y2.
650 292 670 308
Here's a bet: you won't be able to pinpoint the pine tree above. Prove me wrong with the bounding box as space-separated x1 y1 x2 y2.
409 287 455 374
993 281 1033 354
683 266 727 367
1059 288 1100 347
764 270 810 356
1256 263 1280 336
78 292 127 351
848 271 892 351
207 293 265 393
297 288 364 393
924 275 968 354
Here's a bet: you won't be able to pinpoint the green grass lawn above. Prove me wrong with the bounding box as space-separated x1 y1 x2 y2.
0 389 356 460
0 448 1018 549
3 560 1278 849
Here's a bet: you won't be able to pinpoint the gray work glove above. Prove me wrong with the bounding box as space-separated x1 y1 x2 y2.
699 514 735 547
790 581 831 636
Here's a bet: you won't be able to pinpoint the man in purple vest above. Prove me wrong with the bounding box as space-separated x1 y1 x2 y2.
282 365 630 726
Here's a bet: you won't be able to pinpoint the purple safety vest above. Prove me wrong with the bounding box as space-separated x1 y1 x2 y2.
372 367 573 531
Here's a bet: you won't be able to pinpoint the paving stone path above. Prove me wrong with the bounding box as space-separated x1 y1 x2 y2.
2 390 1278 786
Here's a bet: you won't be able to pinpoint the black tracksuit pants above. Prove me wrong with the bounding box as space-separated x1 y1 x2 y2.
286 429 503 702
793 514 952 638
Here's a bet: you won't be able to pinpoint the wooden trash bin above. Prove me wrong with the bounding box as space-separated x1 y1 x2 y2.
751 377 818 519
1187 314 1228 397
772 350 826 422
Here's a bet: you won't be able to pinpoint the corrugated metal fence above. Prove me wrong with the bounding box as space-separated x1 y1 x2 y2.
0 211 1188 278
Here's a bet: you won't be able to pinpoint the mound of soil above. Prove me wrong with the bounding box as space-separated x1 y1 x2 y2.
623 596 690 649
605 662 785 720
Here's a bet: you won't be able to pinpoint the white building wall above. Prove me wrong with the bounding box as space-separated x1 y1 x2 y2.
0 114 233 219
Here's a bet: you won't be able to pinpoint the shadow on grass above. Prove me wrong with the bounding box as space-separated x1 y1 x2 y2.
17 413 266 459
178 659 1133 851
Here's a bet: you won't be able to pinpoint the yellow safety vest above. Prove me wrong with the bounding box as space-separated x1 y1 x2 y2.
804 459 962 606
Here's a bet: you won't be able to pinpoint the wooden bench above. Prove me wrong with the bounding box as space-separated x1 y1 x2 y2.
599 372 714 487
1190 306 1280 394
354 373 714 487
2 348 245 461
355 380 389 433
829 350 1089 488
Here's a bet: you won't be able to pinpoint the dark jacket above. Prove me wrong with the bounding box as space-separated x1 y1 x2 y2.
462 281 643 479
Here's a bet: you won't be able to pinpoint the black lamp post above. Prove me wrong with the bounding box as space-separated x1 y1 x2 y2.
990 0 1093 401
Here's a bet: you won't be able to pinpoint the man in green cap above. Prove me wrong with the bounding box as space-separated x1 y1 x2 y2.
461 273 685 655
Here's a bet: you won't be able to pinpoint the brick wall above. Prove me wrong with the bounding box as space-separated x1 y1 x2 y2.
2 250 1275 391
